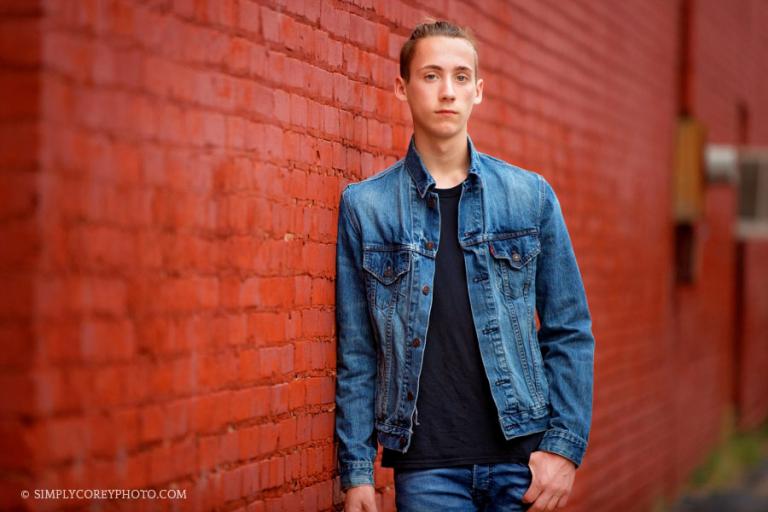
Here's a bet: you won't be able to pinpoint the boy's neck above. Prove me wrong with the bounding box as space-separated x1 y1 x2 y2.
413 128 471 188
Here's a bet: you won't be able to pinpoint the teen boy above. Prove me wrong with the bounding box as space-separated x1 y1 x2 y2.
334 20 595 512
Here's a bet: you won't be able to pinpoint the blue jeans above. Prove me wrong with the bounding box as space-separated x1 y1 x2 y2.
394 463 533 511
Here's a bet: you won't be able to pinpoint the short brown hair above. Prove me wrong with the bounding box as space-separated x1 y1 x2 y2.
399 19 479 83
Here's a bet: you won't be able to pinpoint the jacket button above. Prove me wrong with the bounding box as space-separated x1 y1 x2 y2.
425 241 434 250
422 285 430 295
427 197 436 208
512 252 521 262
489 244 495 256
399 437 407 447
407 391 414 401
383 265 393 277
412 337 420 347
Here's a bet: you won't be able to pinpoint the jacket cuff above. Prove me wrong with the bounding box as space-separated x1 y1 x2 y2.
339 462 375 491
537 428 588 468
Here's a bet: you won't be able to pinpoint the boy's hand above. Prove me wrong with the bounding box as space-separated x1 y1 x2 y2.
344 484 378 512
522 450 576 511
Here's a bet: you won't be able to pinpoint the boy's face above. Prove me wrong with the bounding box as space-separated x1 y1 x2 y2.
395 36 483 140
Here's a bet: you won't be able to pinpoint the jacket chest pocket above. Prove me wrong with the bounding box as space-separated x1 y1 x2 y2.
362 248 412 312
489 233 540 301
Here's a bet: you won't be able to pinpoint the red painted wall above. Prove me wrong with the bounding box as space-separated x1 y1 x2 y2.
1 1 766 511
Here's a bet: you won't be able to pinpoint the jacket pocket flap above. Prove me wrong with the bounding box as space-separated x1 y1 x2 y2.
489 234 541 269
362 249 411 284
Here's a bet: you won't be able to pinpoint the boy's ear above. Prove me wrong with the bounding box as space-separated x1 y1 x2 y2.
473 78 484 105
394 76 408 101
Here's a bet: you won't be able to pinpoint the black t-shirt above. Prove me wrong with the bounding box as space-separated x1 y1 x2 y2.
381 179 544 469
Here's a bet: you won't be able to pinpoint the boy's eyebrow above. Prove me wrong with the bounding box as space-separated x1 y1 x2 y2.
418 64 473 74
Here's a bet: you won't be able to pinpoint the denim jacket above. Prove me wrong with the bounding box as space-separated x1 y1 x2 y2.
334 133 595 490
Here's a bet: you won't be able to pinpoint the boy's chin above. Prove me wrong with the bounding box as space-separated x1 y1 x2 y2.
417 123 466 139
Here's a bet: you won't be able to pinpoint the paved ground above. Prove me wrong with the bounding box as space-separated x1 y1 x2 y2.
670 458 768 512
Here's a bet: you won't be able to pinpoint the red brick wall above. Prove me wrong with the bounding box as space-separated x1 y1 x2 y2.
737 240 768 429
693 0 768 144
669 184 739 494
662 0 768 503
1 1 767 511
0 0 41 510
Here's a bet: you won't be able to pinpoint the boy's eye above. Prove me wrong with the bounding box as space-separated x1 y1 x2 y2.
424 72 471 82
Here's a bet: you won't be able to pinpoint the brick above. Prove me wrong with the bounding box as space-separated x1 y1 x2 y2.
139 404 165 444
0 17 41 67
238 424 259 460
320 2 349 36
220 430 239 465
230 387 256 422
238 1 260 34
148 443 173 483
80 318 135 363
259 457 285 490
270 383 290 415
259 345 294 377
223 467 243 502
287 380 306 409
305 375 334 405
310 411 334 441
198 434 220 472
259 422 279 456
275 418 297 452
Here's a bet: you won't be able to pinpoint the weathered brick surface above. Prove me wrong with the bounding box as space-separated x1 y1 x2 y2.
0 1 767 511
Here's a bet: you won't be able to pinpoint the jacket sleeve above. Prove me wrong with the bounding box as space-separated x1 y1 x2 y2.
334 185 378 490
534 174 595 468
